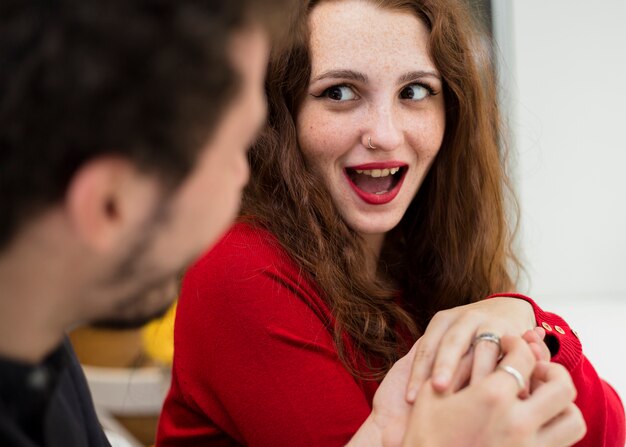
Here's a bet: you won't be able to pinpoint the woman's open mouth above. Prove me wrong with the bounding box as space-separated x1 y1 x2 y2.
344 163 408 205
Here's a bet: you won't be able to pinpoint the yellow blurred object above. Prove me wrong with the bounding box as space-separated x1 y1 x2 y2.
141 301 177 366
69 326 144 368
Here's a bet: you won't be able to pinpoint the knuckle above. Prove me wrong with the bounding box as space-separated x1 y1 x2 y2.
573 407 587 439
431 310 450 324
567 404 587 441
552 365 577 400
551 362 567 374
570 383 578 401
502 333 523 351
463 308 483 321
441 331 463 349
413 347 434 366
566 377 578 401
559 382 577 403
479 381 507 406
506 417 532 440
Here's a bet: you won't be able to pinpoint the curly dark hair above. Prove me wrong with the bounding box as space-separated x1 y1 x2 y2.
0 0 292 250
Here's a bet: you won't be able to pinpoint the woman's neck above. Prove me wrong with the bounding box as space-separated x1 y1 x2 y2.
361 232 385 274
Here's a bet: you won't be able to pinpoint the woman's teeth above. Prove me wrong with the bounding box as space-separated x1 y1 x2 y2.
353 167 400 177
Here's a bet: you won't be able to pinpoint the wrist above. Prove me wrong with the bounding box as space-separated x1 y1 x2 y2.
346 413 384 447
486 294 536 331
516 298 536 331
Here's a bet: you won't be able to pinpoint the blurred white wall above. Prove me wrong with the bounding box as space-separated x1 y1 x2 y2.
493 1 626 400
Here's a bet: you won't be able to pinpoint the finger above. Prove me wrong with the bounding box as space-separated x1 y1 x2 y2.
522 328 551 361
404 339 420 363
529 341 551 362
469 331 502 385
406 312 457 402
491 335 535 397
522 327 552 361
527 360 550 393
522 329 550 362
522 328 540 344
449 351 474 393
537 404 587 447
531 361 574 396
533 326 546 340
524 362 577 424
430 314 486 392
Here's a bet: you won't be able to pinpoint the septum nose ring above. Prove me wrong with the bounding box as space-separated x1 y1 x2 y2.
367 137 377 149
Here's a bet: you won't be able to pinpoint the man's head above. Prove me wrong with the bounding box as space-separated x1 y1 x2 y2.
0 0 288 333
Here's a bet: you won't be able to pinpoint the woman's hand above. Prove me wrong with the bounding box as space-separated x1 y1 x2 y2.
445 326 552 395
406 297 536 401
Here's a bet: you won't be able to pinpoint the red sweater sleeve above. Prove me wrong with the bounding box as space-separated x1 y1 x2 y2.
489 293 626 447
157 224 378 447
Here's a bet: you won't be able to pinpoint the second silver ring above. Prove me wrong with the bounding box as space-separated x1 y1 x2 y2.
497 364 526 392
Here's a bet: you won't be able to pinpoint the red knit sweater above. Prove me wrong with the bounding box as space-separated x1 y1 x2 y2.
157 223 625 446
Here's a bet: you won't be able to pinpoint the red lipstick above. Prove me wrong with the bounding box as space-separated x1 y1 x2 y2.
344 162 407 205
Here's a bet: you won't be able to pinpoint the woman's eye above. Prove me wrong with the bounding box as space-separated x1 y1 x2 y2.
323 85 357 101
400 84 429 101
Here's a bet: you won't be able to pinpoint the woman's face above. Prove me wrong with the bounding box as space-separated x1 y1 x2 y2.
297 0 445 241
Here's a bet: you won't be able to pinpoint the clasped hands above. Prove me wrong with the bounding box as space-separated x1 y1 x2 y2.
364 297 587 447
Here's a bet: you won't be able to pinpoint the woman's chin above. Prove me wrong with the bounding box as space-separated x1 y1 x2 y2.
346 215 404 238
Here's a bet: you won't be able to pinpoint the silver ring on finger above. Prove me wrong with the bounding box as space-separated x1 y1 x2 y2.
498 364 526 392
473 332 502 357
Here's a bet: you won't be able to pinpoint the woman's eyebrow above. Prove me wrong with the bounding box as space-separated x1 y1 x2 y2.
398 70 441 84
311 69 441 85
311 69 368 83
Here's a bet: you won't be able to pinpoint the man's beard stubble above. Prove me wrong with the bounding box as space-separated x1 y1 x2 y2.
91 275 179 330
91 200 186 330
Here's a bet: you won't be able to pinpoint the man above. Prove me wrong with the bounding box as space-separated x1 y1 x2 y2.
0 1 584 446
1 1 281 445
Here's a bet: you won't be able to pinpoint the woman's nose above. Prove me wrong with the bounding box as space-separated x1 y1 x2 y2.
362 103 404 152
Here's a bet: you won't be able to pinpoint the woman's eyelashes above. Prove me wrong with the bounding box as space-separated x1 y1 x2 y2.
314 84 358 101
400 82 437 101
312 82 438 102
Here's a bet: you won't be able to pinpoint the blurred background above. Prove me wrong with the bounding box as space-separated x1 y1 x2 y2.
487 0 626 401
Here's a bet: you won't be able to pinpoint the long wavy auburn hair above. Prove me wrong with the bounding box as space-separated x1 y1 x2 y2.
241 0 520 380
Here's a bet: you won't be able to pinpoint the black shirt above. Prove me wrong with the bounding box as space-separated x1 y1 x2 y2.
0 338 111 446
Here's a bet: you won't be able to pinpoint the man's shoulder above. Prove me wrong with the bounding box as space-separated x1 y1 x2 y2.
0 339 110 446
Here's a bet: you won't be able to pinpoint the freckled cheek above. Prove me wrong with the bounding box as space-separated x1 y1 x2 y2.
409 117 446 161
298 119 348 169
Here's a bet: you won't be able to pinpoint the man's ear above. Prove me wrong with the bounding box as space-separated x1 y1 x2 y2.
65 157 161 253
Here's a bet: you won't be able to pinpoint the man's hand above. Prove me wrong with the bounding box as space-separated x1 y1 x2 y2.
349 331 582 447
402 335 586 447
346 343 418 447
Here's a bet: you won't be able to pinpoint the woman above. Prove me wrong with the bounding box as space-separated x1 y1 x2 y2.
158 0 625 445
